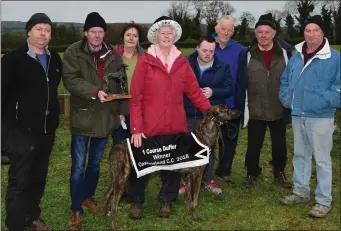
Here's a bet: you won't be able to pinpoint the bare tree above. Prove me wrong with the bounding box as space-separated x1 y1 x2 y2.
220 1 236 16
191 0 207 23
165 1 192 23
202 1 236 35
239 11 256 28
236 11 256 40
265 9 286 25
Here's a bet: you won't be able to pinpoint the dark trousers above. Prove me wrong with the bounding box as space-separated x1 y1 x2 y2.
125 169 181 204
245 119 287 176
215 118 240 177
5 127 55 231
112 117 131 145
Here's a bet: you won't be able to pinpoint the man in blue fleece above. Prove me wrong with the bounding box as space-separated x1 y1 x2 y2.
211 15 245 184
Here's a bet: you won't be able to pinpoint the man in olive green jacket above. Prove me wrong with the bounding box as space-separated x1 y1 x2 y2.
62 12 128 231
235 13 293 189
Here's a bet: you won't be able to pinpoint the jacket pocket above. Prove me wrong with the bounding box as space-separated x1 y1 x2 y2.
71 108 93 131
302 87 329 113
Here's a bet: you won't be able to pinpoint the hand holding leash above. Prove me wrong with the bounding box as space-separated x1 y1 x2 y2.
131 133 146 148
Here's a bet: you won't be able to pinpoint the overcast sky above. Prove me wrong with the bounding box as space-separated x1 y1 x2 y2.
1 1 287 24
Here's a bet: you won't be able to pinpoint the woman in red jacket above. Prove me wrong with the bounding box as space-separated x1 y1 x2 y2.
126 16 211 219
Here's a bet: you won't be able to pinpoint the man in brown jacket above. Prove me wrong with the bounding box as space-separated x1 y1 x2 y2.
62 12 128 230
235 13 293 188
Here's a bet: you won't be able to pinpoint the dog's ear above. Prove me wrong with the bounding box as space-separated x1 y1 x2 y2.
203 106 215 119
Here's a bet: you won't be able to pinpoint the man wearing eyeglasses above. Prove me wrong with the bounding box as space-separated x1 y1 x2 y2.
62 12 128 230
235 13 294 188
211 15 245 185
178 36 232 195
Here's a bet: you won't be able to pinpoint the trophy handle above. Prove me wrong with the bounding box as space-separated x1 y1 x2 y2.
106 94 132 101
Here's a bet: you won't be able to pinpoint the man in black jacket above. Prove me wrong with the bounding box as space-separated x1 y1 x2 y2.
1 13 62 231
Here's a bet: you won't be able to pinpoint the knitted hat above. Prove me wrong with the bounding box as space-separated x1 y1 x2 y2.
255 13 276 30
304 15 326 34
83 12 106 32
25 13 52 33
147 16 182 44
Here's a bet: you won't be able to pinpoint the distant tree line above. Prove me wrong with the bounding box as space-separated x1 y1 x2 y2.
1 0 340 53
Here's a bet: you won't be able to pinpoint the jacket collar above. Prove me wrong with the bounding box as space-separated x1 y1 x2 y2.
26 39 50 59
211 32 233 49
114 44 145 56
188 50 221 70
295 38 331 60
249 39 283 57
246 36 293 54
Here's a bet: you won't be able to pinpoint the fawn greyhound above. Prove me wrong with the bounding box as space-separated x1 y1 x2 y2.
103 105 240 230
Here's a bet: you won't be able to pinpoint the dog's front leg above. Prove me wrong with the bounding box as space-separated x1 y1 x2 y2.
189 166 205 221
110 148 132 230
103 181 114 216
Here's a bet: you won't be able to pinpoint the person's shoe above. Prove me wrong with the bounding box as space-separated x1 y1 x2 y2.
159 202 172 218
30 218 53 231
1 154 10 165
308 204 331 218
129 202 142 220
81 198 102 214
178 183 187 195
279 194 310 205
67 212 83 231
275 172 292 189
219 175 235 184
244 175 257 187
205 180 223 195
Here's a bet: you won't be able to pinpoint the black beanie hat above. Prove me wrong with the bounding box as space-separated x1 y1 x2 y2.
25 13 52 33
255 13 276 30
304 15 326 34
83 12 106 32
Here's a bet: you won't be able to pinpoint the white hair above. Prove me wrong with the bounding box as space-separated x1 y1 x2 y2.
217 15 235 30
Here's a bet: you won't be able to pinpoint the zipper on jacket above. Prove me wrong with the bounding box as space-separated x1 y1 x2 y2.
15 102 18 121
291 55 317 110
44 58 51 133
34 56 51 133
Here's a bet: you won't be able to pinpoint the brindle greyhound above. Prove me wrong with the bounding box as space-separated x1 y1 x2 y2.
103 105 240 230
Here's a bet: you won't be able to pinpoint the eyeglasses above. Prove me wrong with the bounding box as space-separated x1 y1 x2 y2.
200 49 214 54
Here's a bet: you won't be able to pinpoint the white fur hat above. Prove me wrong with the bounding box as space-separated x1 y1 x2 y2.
147 16 182 44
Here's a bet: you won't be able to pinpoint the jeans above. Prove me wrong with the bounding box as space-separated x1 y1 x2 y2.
70 135 107 213
292 116 334 206
5 128 55 231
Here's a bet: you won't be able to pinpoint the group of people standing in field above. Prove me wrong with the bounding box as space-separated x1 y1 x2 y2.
1 9 339 231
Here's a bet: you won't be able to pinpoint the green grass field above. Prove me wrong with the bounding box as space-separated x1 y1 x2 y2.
2 45 340 230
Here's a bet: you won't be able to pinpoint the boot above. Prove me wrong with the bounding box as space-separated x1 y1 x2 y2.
129 202 142 220
159 202 172 218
